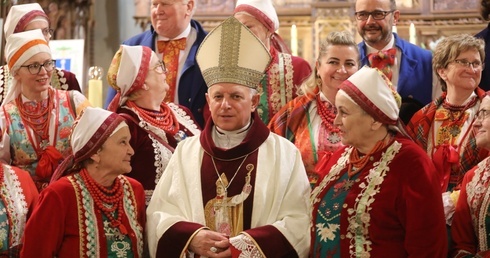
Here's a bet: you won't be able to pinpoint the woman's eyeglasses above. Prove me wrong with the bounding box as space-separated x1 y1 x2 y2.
42 28 54 37
153 60 168 74
476 108 490 121
20 60 56 75
451 59 485 70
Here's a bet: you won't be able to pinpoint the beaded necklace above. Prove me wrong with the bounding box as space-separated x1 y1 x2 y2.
347 134 393 178
80 169 127 235
126 101 179 135
316 94 339 133
15 88 54 148
441 96 478 122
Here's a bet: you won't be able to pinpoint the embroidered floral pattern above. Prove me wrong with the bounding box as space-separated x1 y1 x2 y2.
466 157 490 251
122 107 173 205
316 222 340 242
103 220 132 257
4 90 73 181
311 141 402 256
121 180 144 256
68 174 143 258
230 233 265 258
167 103 200 135
0 165 27 248
257 53 296 124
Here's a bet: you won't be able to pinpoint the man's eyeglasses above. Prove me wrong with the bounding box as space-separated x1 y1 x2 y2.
476 109 490 121
41 28 54 37
20 60 56 75
354 10 394 21
153 60 168 74
452 59 485 70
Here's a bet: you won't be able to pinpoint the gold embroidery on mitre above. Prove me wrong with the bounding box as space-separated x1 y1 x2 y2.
196 17 271 89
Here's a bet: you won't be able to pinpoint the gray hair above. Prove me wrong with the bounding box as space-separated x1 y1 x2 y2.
432 34 485 91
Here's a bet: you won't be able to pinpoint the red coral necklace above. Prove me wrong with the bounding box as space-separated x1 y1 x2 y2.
80 169 127 235
16 88 54 150
316 94 339 133
347 134 393 178
127 101 179 134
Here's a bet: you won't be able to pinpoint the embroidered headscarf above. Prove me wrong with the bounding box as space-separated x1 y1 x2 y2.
339 66 408 136
3 29 51 107
51 107 127 182
4 3 49 39
234 0 279 33
107 45 152 111
233 0 292 53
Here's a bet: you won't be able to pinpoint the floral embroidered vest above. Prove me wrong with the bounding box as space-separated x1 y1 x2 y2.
3 90 75 181
67 174 144 258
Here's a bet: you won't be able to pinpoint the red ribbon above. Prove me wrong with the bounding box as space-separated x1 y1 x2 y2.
432 144 459 192
35 146 63 179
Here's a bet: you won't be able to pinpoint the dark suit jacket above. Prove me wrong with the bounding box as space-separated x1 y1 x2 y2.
475 23 490 91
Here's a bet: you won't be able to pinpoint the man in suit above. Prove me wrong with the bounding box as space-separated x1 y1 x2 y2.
356 0 435 123
105 0 208 127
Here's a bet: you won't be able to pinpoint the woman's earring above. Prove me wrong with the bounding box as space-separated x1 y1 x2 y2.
316 77 322 87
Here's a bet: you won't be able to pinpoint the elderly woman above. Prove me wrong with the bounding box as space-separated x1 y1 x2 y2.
406 34 488 224
0 163 38 257
107 45 200 205
21 107 146 257
0 3 81 105
451 93 490 257
310 67 447 257
269 31 358 187
0 29 89 192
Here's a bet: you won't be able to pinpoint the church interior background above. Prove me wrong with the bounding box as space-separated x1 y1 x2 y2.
0 0 487 100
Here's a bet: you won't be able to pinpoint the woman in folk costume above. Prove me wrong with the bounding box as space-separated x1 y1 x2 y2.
233 0 312 124
0 3 81 105
0 164 38 257
406 34 488 225
268 31 359 187
21 107 146 258
106 45 200 205
310 67 447 257
451 93 490 257
0 29 89 192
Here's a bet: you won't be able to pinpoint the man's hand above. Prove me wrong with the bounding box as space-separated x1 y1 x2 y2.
189 230 231 257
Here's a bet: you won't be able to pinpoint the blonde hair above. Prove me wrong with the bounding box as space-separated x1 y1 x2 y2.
432 34 485 91
301 30 359 95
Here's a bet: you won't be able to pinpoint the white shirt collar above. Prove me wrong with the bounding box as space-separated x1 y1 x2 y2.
212 120 252 149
